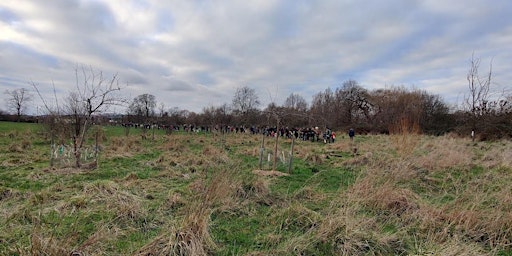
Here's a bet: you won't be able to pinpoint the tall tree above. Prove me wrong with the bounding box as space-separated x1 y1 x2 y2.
418 92 451 135
128 94 157 122
282 93 308 128
283 93 308 112
232 86 260 125
335 80 372 128
465 54 492 140
5 88 32 121
309 88 335 129
232 86 260 114
167 107 189 125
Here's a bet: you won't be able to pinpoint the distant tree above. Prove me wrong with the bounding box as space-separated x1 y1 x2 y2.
158 102 166 118
264 102 286 126
232 86 260 114
309 88 335 129
282 93 308 128
127 94 157 139
201 103 232 129
335 80 372 128
368 87 443 134
167 107 189 125
215 103 233 126
418 92 452 135
0 109 7 121
232 86 260 125
5 88 32 121
128 94 157 123
284 93 308 111
464 54 492 141
455 54 512 140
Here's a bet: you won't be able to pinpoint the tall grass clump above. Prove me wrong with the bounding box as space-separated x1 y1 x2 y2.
136 162 243 255
308 180 408 255
82 180 146 223
389 117 422 156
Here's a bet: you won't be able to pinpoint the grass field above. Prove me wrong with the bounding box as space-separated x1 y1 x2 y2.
0 121 511 255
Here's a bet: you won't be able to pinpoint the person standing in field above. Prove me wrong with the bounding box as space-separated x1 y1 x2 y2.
348 128 355 141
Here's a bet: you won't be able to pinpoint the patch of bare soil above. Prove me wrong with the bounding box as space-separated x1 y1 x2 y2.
42 167 91 174
252 169 289 177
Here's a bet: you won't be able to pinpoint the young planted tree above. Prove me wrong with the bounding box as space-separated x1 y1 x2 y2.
33 66 124 168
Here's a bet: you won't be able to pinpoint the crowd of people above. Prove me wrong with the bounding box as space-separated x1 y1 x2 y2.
120 122 355 143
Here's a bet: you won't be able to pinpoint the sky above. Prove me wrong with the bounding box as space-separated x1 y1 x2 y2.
1 0 511 115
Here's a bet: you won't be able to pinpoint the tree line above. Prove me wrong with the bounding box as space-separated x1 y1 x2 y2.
123 54 511 140
3 56 511 142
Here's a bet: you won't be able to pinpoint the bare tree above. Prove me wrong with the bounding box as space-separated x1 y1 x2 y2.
158 102 166 118
309 88 335 129
201 103 232 130
465 54 492 141
127 93 157 139
232 86 260 114
128 93 157 121
232 86 260 125
32 65 124 168
282 93 308 128
5 88 32 121
335 80 372 128
283 93 308 111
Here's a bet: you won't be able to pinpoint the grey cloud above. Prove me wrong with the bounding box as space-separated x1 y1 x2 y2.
164 78 194 92
1 0 511 113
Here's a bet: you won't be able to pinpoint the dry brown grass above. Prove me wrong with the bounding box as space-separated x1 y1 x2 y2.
410 201 512 253
305 132 512 255
355 179 419 216
26 219 70 256
389 117 422 157
291 186 328 203
10 213 123 256
480 140 512 169
414 136 474 172
135 204 216 256
314 196 399 255
271 202 322 233
3 124 511 255
136 163 243 255
82 180 146 222
105 136 141 158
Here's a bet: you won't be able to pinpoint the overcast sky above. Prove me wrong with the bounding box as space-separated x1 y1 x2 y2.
1 0 511 114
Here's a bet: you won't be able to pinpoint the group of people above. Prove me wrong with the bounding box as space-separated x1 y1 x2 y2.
258 126 356 144
120 122 357 142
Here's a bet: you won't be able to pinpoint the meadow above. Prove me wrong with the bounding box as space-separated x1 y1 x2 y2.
0 121 511 255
